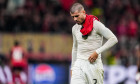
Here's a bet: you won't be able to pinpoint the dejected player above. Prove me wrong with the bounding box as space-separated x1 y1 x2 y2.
70 3 118 84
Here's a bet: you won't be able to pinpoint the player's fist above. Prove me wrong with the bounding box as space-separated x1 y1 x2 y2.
88 51 98 63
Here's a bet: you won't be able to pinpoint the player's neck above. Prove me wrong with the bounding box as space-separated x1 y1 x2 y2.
81 14 86 25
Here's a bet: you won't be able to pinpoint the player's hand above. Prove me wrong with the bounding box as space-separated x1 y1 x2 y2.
88 51 98 63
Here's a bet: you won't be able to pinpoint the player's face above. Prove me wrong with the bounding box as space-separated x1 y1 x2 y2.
70 10 86 25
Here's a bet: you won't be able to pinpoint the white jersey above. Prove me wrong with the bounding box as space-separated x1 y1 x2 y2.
136 72 140 84
71 20 118 70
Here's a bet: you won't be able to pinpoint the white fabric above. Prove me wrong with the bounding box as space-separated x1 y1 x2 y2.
71 59 104 84
71 20 118 70
136 72 140 84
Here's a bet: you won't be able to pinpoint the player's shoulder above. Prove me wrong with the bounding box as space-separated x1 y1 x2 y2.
72 24 79 29
72 24 79 33
93 20 100 30
93 20 100 26
93 20 105 31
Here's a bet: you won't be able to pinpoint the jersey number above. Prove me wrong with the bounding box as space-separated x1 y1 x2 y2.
93 79 97 84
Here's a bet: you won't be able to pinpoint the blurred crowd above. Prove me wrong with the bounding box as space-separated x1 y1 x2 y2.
0 0 74 33
0 0 140 66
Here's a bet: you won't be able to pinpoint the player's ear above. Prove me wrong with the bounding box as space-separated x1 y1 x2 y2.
82 10 86 14
70 12 72 15
70 12 73 17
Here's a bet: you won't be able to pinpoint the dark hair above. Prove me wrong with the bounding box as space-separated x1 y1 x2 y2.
14 40 19 46
70 3 84 13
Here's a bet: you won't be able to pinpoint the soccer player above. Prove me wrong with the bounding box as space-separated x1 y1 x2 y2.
10 41 27 84
135 44 140 84
70 3 118 84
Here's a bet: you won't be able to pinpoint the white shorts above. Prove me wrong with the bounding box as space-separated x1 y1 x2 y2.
71 59 104 84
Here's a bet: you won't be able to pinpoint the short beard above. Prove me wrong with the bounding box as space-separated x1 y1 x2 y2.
81 19 85 25
77 20 85 25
